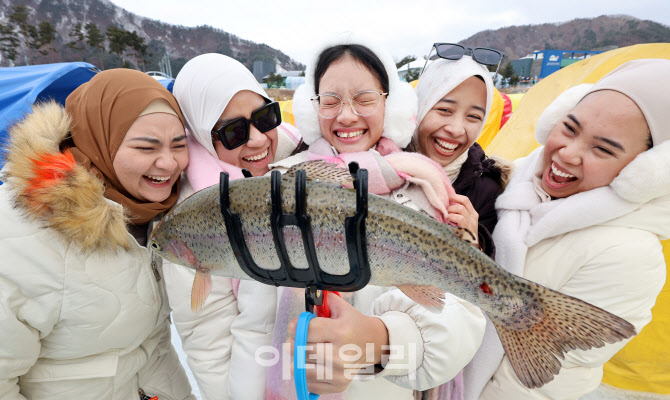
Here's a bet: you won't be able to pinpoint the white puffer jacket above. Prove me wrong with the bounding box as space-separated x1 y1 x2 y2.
0 103 194 400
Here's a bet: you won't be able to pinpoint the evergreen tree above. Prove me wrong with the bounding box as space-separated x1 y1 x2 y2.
85 23 106 69
0 23 20 64
395 55 416 69
127 31 148 71
8 5 37 64
68 23 86 52
106 25 130 67
35 21 58 62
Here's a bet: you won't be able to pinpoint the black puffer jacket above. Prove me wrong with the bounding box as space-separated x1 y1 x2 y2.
452 142 509 258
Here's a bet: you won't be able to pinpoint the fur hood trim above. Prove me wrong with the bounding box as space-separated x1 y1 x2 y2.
534 83 670 204
489 155 514 190
292 33 417 148
2 102 131 252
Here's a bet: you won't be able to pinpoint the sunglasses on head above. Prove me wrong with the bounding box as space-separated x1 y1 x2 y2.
211 101 282 150
421 43 505 76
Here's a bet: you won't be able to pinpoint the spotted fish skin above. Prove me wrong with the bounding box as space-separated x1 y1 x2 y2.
151 174 635 389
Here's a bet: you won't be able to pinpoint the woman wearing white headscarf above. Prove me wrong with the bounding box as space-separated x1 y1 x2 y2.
463 59 670 400
163 53 302 400
412 56 511 258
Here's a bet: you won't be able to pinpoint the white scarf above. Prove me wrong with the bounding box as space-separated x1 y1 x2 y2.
443 150 469 183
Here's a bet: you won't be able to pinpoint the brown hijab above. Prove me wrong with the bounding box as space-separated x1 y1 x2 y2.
65 69 185 224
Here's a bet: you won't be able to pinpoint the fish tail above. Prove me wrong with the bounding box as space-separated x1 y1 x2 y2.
191 270 212 312
492 287 636 389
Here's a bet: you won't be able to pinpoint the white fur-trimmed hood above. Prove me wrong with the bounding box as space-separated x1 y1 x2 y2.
292 33 417 148
534 83 670 204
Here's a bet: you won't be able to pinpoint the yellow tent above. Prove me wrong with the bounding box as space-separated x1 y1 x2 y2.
484 43 670 395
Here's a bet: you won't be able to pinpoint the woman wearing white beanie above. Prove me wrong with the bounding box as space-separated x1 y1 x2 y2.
463 59 670 400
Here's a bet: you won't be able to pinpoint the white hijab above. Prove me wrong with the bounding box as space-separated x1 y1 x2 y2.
414 56 494 181
464 58 670 400
173 53 271 157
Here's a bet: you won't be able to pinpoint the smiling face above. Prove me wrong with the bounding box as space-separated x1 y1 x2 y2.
540 90 650 198
416 76 487 167
317 56 386 153
113 113 188 202
212 90 278 176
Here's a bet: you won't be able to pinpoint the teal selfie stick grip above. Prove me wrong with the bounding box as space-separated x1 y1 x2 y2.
295 312 319 400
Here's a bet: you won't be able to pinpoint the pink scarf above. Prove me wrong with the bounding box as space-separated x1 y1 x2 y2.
184 133 245 192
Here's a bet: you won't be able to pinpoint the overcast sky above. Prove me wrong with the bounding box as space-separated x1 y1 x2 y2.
108 0 670 65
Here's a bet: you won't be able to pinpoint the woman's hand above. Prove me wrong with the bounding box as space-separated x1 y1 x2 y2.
447 194 480 247
286 293 389 394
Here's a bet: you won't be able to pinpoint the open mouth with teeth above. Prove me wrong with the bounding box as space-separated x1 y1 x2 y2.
546 162 577 186
335 129 365 140
143 175 171 185
433 137 460 156
242 148 269 163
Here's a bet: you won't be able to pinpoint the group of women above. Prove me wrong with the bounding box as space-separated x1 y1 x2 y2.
0 32 668 400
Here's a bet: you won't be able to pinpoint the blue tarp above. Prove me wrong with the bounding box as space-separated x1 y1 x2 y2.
155 77 175 92
0 62 98 179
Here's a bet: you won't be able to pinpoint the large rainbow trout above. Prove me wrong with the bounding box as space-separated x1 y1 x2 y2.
150 165 635 389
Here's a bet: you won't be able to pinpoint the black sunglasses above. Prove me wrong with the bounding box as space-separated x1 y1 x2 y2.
211 101 282 150
421 43 505 76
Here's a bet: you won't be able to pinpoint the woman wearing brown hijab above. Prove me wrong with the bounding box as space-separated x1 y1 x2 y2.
0 69 195 400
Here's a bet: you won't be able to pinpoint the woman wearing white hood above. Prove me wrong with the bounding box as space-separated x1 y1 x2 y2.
463 59 670 400
162 53 302 400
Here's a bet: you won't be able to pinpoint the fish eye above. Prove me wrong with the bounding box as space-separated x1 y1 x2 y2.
150 241 161 251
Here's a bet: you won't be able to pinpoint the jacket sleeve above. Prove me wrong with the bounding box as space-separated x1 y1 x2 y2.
137 316 197 400
163 263 239 400
480 233 666 400
0 277 42 400
0 243 63 400
371 287 486 390
228 281 279 400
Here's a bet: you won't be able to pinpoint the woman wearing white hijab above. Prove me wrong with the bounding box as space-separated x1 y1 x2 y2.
413 55 511 258
463 59 670 400
163 53 302 400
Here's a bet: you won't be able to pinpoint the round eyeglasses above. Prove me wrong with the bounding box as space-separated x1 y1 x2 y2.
311 90 388 119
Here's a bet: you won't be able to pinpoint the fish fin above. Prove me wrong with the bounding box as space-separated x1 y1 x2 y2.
451 226 477 244
191 270 212 313
397 284 446 313
492 287 636 389
286 161 354 186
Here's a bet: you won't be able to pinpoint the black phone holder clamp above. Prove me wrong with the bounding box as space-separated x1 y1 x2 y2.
219 163 371 312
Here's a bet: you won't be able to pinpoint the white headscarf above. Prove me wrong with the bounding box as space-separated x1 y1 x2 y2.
292 33 417 148
173 53 271 157
414 56 494 179
415 56 494 136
